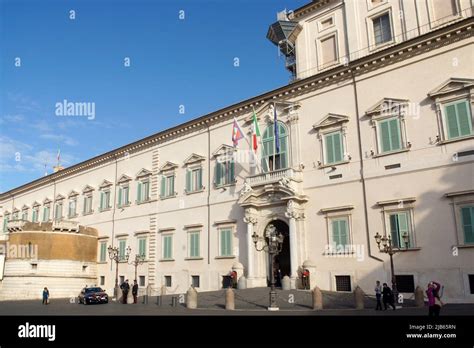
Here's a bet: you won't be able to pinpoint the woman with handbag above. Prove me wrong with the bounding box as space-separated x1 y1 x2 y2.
426 281 443 316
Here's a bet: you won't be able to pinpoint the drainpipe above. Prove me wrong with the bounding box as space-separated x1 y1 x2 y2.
351 72 383 262
205 121 211 265
414 0 421 36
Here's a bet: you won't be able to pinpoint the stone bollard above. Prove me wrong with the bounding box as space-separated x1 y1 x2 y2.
186 286 198 309
225 288 235 310
237 275 247 289
282 276 291 290
312 286 323 310
354 286 365 309
415 286 424 307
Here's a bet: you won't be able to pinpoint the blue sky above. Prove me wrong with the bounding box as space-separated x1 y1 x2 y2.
0 0 307 193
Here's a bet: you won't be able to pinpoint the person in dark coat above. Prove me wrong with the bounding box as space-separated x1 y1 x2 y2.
132 280 139 304
120 279 130 304
374 280 382 310
382 283 395 310
42 287 49 305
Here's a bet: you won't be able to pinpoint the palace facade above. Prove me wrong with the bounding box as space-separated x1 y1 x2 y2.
1 0 473 302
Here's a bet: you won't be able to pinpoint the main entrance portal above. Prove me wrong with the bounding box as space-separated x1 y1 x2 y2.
265 220 290 285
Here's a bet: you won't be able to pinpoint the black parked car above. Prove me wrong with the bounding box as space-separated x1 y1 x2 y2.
78 287 108 305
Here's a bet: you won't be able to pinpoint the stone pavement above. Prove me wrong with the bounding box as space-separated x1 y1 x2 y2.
0 287 473 316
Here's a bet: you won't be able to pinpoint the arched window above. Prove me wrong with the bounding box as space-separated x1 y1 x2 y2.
261 122 288 172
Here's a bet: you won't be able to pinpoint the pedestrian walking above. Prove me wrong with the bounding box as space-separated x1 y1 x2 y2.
132 280 139 304
382 283 395 310
302 269 310 290
426 281 443 316
120 279 130 304
374 280 382 310
42 287 49 305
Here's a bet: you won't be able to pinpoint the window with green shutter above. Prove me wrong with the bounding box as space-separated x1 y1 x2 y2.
138 238 147 258
331 217 349 247
324 131 344 164
388 211 412 248
32 208 38 222
99 241 107 262
261 122 288 172
220 228 232 256
461 206 474 244
3 215 9 233
379 117 402 153
445 100 473 140
137 182 143 203
189 231 200 258
119 240 126 261
163 235 173 259
215 161 235 187
42 206 50 222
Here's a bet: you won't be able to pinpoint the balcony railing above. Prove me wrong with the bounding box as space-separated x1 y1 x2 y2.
246 168 296 187
6 219 27 231
52 220 79 232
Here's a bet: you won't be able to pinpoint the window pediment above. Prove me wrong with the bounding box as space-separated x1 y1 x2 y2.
55 194 65 201
43 198 52 204
365 98 409 118
428 78 474 98
117 174 132 184
312 113 349 130
184 153 206 165
21 204 30 210
99 180 113 189
136 168 152 179
159 161 178 172
32 201 40 207
212 144 235 157
82 185 95 193
12 207 20 213
68 190 79 198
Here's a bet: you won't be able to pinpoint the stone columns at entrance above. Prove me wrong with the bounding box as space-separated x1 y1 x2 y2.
243 208 258 281
285 200 305 289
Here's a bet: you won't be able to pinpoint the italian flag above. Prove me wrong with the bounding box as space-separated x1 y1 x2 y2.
251 109 261 152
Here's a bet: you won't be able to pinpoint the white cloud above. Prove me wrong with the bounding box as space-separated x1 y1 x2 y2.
39 133 78 146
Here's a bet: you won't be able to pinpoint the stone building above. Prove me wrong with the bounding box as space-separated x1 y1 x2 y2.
1 0 473 302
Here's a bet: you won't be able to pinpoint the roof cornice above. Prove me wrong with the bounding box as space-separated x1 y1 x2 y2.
1 17 472 200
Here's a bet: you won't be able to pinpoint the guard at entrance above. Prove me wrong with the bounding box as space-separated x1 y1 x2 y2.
302 269 310 289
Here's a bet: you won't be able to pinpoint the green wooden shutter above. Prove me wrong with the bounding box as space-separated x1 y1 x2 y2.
100 242 106 262
139 238 146 258
380 120 391 152
160 176 166 197
164 235 172 259
333 132 343 162
229 162 235 183
332 219 340 246
397 212 410 248
118 187 122 207
461 206 474 244
339 219 348 246
389 214 400 247
99 192 104 210
389 118 401 150
186 169 191 192
197 168 202 190
457 101 472 137
170 176 175 195
124 187 129 204
119 240 126 260
326 134 335 164
137 182 142 202
446 104 459 139
215 162 223 186
144 181 149 200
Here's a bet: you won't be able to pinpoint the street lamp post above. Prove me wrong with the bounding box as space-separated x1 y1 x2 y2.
374 232 409 306
128 253 146 282
252 224 284 311
108 245 131 300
